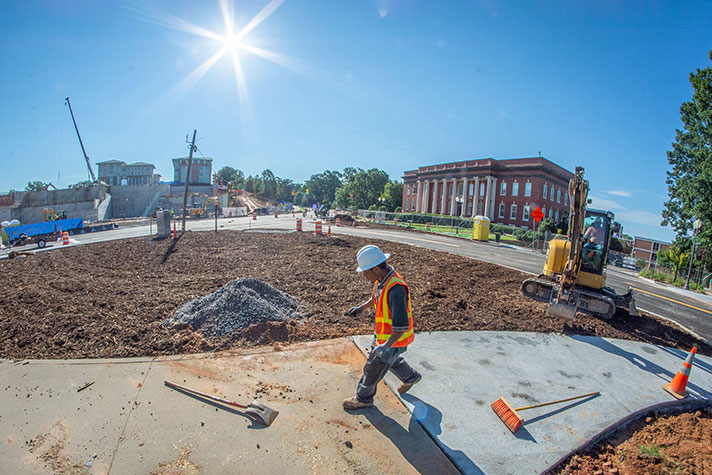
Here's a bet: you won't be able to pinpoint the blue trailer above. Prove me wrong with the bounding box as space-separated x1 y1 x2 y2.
2 218 83 248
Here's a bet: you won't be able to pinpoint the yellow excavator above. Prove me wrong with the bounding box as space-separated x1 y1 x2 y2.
521 166 637 320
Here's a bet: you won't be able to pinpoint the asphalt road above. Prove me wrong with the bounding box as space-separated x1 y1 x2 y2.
5 214 711 342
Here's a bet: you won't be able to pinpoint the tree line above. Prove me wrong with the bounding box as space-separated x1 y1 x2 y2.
214 167 404 212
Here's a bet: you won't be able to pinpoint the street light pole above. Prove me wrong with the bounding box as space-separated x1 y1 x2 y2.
685 218 703 290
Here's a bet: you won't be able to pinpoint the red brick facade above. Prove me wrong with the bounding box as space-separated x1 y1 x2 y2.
633 237 670 267
402 157 574 227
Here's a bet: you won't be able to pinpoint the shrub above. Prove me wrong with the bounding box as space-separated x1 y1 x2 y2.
394 206 402 213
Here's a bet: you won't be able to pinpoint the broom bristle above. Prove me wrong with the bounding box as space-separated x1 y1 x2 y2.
491 397 523 433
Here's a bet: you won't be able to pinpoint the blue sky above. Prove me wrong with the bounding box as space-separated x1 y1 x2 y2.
2 1 711 241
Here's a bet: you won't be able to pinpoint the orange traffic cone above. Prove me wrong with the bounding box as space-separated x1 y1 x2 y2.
327 225 332 237
663 345 697 399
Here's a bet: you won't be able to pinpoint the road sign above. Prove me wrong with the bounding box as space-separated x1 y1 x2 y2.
532 206 544 223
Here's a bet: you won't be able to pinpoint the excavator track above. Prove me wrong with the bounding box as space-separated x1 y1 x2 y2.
521 278 617 320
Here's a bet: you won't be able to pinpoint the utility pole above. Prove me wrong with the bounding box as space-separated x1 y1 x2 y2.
181 130 197 233
685 218 703 290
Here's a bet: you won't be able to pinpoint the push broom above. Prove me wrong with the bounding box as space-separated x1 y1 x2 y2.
491 391 599 433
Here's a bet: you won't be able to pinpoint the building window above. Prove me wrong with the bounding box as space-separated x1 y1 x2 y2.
510 204 518 220
500 182 506 195
406 186 410 196
512 182 519 196
469 183 474 196
651 252 658 262
564 193 568 206
557 189 561 203
548 208 553 219
555 210 560 223
467 201 473 215
524 182 531 197
522 205 530 221
542 207 546 219
457 183 463 195
653 242 660 252
498 202 505 218
543 184 547 199
480 183 485 196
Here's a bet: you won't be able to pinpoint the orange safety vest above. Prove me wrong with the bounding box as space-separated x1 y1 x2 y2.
372 270 414 347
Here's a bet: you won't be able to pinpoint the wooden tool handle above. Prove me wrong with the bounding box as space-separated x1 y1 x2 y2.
164 380 248 409
515 391 599 412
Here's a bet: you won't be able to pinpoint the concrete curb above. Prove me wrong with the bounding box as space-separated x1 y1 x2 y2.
541 398 712 474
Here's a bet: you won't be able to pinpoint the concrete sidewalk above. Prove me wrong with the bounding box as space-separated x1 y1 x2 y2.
0 339 457 475
352 331 712 475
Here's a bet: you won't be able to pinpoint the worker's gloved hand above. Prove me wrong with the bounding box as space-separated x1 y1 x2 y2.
346 306 362 316
370 344 389 360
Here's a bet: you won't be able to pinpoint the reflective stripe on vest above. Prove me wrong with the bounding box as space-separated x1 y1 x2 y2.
372 270 414 347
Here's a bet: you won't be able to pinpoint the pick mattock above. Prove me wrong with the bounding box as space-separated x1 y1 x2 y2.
491 391 599 433
164 380 279 426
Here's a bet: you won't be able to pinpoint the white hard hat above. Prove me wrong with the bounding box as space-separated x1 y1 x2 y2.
356 245 390 272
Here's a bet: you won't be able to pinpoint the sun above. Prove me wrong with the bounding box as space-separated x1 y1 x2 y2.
225 33 243 52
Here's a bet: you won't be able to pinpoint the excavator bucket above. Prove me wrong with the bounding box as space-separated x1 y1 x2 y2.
547 301 576 321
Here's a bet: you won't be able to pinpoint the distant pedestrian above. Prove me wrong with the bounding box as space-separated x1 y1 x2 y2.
343 245 422 410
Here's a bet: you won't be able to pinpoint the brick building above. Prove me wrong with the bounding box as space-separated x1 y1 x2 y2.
402 156 574 227
172 157 213 185
633 237 670 268
96 160 159 186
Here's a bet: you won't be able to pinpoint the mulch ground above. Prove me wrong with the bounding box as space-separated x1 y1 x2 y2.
1 229 709 360
556 406 712 474
2 228 711 473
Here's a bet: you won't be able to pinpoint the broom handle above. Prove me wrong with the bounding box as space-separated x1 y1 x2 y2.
515 391 599 411
164 380 248 409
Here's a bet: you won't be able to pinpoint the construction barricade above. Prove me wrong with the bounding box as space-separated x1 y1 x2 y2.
62 232 70 245
296 219 302 232
315 220 323 236
426 222 431 231
336 217 341 227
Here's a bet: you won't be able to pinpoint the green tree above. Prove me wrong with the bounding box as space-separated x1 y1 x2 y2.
379 180 403 212
334 168 389 209
662 51 712 250
25 181 52 191
260 169 277 199
244 176 256 194
304 170 342 207
215 166 244 187
275 178 297 202
659 242 690 281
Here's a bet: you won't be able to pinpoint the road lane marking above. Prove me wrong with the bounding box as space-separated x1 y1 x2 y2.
363 231 460 247
632 287 712 315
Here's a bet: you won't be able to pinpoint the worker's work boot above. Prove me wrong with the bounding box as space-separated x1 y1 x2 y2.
342 397 373 410
397 374 422 395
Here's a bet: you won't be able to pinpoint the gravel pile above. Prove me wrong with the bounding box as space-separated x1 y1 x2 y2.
165 278 301 338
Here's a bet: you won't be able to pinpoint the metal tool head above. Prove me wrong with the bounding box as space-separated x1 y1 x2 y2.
246 401 279 426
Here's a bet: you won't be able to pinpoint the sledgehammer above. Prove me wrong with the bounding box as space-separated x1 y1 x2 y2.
164 380 279 426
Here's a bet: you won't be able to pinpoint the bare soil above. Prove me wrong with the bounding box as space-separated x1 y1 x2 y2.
556 407 712 474
2 229 711 474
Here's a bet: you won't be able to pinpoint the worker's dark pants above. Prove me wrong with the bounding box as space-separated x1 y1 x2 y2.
356 343 421 404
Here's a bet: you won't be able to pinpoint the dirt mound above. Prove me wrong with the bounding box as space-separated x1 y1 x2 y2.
227 190 278 212
165 278 301 338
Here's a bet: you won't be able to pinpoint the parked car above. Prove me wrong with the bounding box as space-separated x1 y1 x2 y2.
622 257 639 270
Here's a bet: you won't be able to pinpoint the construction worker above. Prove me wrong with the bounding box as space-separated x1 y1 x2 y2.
342 245 422 410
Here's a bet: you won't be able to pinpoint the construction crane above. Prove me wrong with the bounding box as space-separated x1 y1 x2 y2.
65 97 97 182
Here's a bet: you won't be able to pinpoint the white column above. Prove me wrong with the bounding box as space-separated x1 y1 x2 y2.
472 176 480 217
489 178 497 219
460 177 468 217
449 179 456 215
422 181 429 213
415 180 422 212
440 179 447 215
483 176 492 219
431 180 437 213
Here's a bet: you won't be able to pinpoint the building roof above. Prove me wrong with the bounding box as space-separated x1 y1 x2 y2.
172 157 213 163
96 159 126 165
125 162 155 168
634 236 671 245
403 156 574 181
